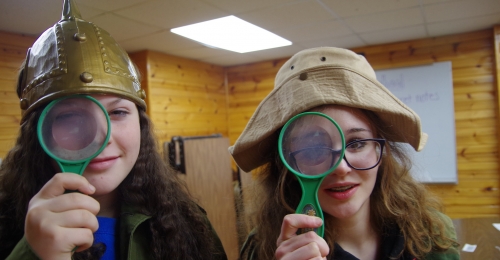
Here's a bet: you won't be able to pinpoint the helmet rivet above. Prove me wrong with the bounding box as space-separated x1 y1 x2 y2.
74 33 86 42
80 72 93 83
137 89 146 99
20 98 29 110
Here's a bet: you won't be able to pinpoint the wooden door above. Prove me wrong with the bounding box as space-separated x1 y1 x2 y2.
169 137 239 260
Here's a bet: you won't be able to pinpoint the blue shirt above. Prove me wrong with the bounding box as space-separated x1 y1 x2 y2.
94 216 117 260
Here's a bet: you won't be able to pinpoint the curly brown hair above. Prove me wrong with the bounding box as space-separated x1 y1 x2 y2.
0 106 223 260
242 108 457 259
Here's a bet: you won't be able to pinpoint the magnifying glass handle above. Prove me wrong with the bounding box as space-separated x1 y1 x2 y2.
296 176 325 237
57 161 90 175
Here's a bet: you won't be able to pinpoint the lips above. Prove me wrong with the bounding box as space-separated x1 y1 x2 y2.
328 185 355 192
324 183 359 200
87 156 118 171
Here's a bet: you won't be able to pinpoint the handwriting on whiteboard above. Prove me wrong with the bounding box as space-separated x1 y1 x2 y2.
378 74 440 104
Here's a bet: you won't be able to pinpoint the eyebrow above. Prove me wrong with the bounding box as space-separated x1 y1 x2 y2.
101 97 125 107
344 128 372 135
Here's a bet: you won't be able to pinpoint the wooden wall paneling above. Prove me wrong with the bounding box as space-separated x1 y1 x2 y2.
494 25 500 183
0 31 36 159
226 58 288 145
139 50 229 147
178 137 239 260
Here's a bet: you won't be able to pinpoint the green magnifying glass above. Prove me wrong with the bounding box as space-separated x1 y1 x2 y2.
278 112 345 237
37 95 111 175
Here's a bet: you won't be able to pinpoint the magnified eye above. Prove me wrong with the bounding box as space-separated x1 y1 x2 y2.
50 107 97 151
293 147 331 166
55 111 84 125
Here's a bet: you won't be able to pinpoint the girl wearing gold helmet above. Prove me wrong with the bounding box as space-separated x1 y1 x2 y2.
0 1 227 259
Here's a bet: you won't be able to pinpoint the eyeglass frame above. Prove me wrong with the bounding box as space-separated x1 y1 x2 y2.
289 138 386 173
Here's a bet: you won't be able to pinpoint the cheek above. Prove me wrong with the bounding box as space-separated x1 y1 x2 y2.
112 119 141 161
363 167 379 192
125 124 141 159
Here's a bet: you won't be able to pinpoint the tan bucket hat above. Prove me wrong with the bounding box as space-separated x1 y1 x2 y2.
229 47 427 173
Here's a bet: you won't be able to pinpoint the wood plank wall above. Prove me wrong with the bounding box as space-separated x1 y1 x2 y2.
129 50 229 146
227 28 500 219
1 27 500 219
0 31 36 159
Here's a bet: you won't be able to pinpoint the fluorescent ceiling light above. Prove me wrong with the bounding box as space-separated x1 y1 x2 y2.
171 15 292 53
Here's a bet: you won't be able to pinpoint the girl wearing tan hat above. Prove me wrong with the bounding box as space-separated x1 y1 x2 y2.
230 47 459 259
0 1 227 259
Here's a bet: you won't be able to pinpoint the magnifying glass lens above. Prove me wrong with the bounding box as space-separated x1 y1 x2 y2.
52 109 96 150
41 97 108 161
281 114 343 176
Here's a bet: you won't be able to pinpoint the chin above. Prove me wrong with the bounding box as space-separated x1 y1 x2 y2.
90 181 120 195
325 204 362 219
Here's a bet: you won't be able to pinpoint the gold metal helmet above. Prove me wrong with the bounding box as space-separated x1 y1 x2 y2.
17 0 146 123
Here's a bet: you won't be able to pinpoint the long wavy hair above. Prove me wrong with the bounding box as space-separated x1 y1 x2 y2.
242 107 457 259
0 105 222 259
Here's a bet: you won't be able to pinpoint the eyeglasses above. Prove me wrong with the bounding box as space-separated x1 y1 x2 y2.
289 138 386 175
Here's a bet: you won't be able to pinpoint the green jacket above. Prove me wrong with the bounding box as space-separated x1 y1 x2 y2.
6 206 227 259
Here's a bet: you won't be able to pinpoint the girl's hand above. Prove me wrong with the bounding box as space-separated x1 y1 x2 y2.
25 173 100 260
275 214 329 260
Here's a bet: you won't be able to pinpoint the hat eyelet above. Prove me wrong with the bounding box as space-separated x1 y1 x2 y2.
290 65 294 70
321 57 326 61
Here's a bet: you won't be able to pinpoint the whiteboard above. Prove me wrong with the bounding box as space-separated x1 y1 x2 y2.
375 61 457 184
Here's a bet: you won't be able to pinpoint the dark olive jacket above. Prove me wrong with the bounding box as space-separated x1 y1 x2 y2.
6 206 227 259
240 213 459 260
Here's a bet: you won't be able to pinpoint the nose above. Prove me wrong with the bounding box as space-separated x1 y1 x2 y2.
331 157 351 176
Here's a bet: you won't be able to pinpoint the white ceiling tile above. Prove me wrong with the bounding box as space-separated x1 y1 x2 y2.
250 44 306 61
202 0 294 14
299 35 366 49
167 46 236 60
77 5 107 19
75 0 149 12
420 0 462 4
1 0 499 66
115 0 228 29
0 0 67 35
320 0 420 18
427 12 500 36
423 0 500 23
274 19 353 42
238 0 334 31
119 30 201 53
344 7 424 33
359 25 427 45
90 13 162 41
